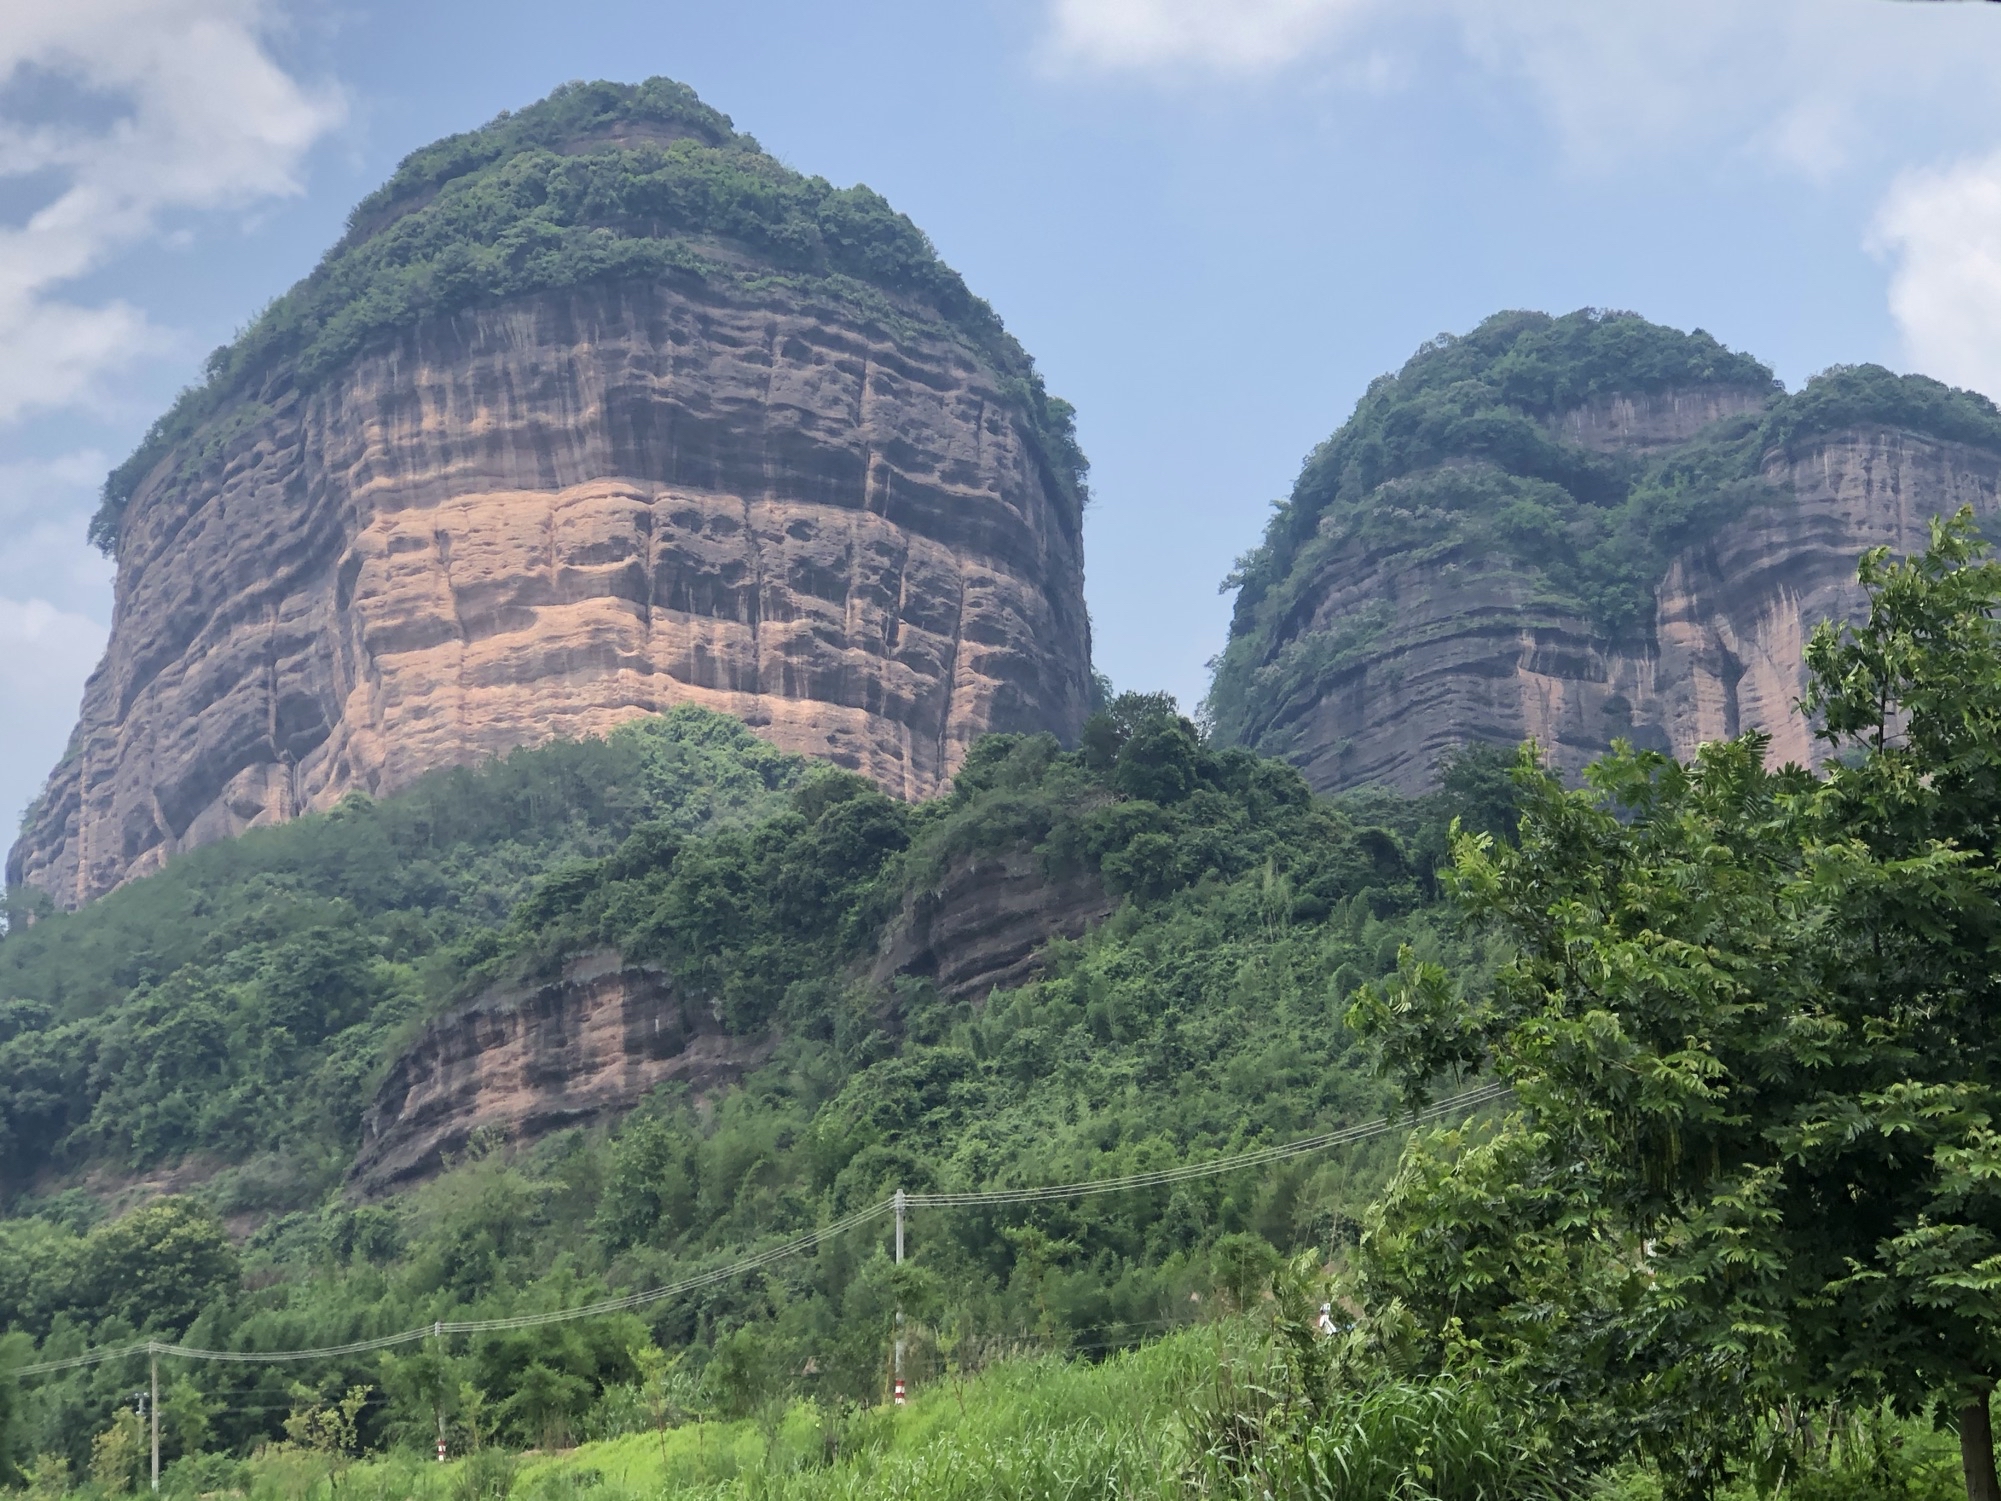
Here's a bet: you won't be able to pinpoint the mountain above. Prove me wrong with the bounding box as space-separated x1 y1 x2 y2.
1206 309 2001 793
9 79 1093 910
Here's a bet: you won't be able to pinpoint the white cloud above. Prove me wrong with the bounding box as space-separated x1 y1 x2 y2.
1042 0 2001 177
0 0 343 423
0 595 107 837
1043 0 1373 72
0 451 113 836
0 449 115 606
1874 149 2001 403
0 596 106 698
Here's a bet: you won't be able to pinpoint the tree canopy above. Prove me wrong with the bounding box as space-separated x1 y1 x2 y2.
1354 508 2001 1501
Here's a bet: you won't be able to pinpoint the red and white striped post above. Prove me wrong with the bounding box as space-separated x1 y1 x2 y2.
893 1377 906 1406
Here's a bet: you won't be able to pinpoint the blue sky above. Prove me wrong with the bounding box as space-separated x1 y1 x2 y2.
4 0 2001 837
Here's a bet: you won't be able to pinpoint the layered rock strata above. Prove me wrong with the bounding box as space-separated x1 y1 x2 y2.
351 950 768 1195
356 852 1113 1192
1245 424 2001 794
870 850 1114 1001
12 277 1090 905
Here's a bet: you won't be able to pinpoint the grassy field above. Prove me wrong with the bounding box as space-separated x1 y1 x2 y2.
185 1330 1225 1501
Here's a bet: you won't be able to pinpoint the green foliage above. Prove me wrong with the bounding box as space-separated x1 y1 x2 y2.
88 1408 144 1494
1767 363 2001 458
0 1197 237 1340
0 708 798 1195
91 77 1086 554
0 692 1498 1471
1349 510 2001 1499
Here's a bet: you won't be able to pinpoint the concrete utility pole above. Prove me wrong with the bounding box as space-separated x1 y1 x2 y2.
434 1322 447 1462
149 1345 160 1494
892 1188 907 1406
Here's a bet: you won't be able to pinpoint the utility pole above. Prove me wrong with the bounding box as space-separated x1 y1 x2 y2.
433 1321 447 1462
892 1188 907 1406
148 1344 160 1494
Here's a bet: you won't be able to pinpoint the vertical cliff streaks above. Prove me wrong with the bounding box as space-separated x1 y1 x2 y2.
1253 419 2001 795
11 279 1091 905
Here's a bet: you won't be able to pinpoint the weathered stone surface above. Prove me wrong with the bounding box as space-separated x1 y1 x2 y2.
11 279 1091 905
351 951 769 1195
1549 386 1771 452
1250 424 2001 794
351 846 1113 1193
872 849 1113 1001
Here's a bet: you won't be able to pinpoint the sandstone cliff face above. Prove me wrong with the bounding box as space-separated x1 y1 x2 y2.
355 850 1111 1192
1551 385 1771 452
352 951 769 1195
870 850 1113 1001
1246 423 2001 794
12 278 1090 905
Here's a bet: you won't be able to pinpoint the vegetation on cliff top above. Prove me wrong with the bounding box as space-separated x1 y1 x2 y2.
91 77 1086 554
1205 307 2001 761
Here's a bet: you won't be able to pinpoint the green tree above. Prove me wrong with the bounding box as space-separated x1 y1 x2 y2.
1354 510 2001 1501
283 1383 372 1494
89 1409 144 1494
499 1362 589 1451
76 1198 239 1333
160 1376 215 1461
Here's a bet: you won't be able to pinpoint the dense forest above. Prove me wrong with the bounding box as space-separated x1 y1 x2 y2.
0 691 1513 1492
10 514 2001 1500
22 278 2001 1493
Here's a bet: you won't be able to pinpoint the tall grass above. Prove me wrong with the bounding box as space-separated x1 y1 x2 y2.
161 1319 1984 1501
204 1330 1225 1501
196 1323 1570 1501
1189 1372 1564 1501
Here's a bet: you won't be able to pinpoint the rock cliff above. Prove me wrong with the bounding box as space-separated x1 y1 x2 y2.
11 79 1091 907
1208 311 2001 792
351 950 769 1195
870 849 1113 1002
355 842 1112 1192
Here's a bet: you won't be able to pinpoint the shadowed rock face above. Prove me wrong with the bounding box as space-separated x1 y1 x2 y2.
11 278 1090 905
1242 422 2001 794
354 853 1111 1193
871 850 1113 1002
351 951 770 1196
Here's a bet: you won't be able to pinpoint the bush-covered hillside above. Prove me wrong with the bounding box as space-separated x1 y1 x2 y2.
0 696 1509 1476
92 77 1086 552
1205 308 2001 754
9 529 2001 1501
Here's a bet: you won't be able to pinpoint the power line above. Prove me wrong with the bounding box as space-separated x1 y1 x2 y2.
906 1084 1511 1207
7 1082 1507 1381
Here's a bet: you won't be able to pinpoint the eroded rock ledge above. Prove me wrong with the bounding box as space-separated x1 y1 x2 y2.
355 848 1113 1192
351 952 770 1195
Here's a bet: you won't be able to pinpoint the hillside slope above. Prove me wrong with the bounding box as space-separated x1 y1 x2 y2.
0 700 1504 1469
1208 310 2001 792
11 77 1093 909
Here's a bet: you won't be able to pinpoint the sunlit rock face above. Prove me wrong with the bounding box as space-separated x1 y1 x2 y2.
1243 421 2001 795
1208 310 2001 796
10 278 1090 906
